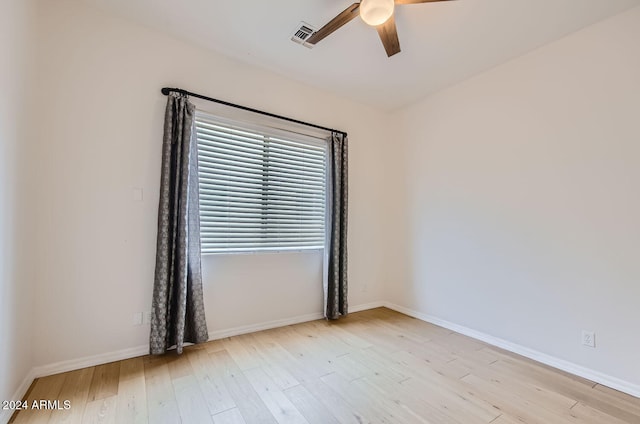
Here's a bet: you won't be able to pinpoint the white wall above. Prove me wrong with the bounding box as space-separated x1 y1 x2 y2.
0 0 36 416
392 6 640 387
31 0 391 368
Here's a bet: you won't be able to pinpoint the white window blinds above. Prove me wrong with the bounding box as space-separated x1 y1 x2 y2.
195 111 327 254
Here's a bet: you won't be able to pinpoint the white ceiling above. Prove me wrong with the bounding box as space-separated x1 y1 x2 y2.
84 0 640 111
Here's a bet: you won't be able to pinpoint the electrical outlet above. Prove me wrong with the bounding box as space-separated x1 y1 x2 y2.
132 312 143 326
144 311 151 325
582 330 595 348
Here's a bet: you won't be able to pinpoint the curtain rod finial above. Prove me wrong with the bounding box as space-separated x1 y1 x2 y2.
161 87 172 95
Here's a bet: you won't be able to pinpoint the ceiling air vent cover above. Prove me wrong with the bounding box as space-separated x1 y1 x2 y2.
291 22 317 48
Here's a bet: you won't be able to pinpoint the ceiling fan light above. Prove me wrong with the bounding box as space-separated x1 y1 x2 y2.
360 0 394 26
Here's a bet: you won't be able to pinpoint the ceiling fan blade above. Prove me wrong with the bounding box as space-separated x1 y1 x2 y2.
307 3 360 45
395 0 455 4
376 15 401 57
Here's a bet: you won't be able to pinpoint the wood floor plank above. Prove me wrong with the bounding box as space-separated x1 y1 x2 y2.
487 347 595 387
390 348 471 380
143 355 181 424
86 362 120 402
115 358 148 424
266 327 336 379
360 371 464 424
470 359 578 414
400 374 500 422
592 384 640 415
569 402 634 424
238 333 300 390
292 321 354 357
119 357 146 381
320 371 417 424
48 367 94 424
9 308 640 424
209 350 278 424
367 348 498 424
460 373 576 424
490 414 527 424
301 378 372 424
172 374 214 424
249 331 321 384
242 367 308 423
490 358 640 422
324 323 373 349
283 384 340 424
166 352 194 381
81 395 117 424
330 352 374 382
368 350 502 423
11 373 67 424
203 339 226 354
349 376 437 424
223 335 264 371
187 347 236 415
345 321 411 356
212 408 247 424
351 347 412 382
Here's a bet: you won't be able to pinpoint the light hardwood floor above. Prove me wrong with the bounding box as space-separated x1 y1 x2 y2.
10 308 640 423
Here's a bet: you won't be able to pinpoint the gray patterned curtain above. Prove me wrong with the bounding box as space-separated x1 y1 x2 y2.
325 132 348 319
150 93 208 354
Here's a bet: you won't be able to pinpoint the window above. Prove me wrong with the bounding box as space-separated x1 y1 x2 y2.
195 111 327 254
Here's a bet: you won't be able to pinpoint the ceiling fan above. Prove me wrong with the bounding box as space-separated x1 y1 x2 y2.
307 0 455 57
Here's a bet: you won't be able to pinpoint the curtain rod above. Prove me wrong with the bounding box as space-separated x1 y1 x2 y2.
161 87 347 137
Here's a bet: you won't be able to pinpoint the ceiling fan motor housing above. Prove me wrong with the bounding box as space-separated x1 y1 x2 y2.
360 0 395 26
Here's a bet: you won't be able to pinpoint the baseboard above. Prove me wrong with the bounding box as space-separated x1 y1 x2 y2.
349 301 386 313
0 406 12 424
0 368 37 424
31 344 149 380
207 301 386 340
208 311 325 340
383 301 640 398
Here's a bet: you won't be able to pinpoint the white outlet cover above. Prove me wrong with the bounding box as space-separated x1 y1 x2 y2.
133 312 143 326
132 187 143 202
582 330 596 348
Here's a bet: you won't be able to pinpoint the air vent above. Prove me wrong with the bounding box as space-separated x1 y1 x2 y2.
291 22 317 48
